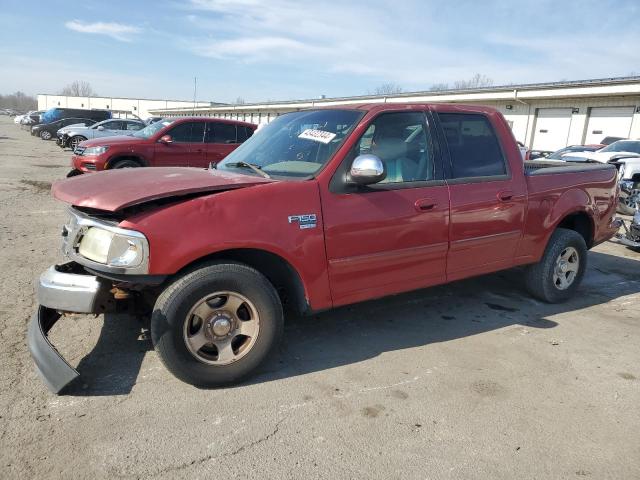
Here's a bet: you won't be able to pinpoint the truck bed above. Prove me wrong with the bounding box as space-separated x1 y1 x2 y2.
524 160 616 176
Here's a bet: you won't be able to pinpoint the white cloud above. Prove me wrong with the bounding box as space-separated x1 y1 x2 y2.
65 20 142 42
182 0 640 91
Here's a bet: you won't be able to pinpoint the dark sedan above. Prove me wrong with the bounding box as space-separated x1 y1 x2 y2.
31 118 97 140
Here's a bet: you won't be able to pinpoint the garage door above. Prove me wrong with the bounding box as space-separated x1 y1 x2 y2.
532 108 573 152
584 107 634 145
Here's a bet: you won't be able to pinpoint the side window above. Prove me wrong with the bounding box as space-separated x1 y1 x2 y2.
104 120 123 130
352 112 433 183
237 126 253 142
168 122 205 143
438 113 507 178
126 121 144 131
205 122 237 143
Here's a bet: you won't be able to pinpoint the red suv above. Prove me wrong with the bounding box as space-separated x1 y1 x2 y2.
69 117 256 174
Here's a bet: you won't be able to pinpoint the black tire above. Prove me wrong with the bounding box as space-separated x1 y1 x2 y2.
40 130 52 140
70 136 86 150
110 159 141 169
66 169 82 178
151 262 284 387
524 228 588 303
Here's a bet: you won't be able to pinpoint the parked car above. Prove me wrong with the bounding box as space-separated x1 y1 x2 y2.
40 108 111 124
31 117 97 140
575 140 640 163
69 117 256 174
28 103 621 393
146 116 164 125
544 144 605 161
611 156 640 214
20 110 45 127
61 118 146 150
601 136 626 145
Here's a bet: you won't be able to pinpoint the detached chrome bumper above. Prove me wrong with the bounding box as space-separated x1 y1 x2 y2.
28 263 114 393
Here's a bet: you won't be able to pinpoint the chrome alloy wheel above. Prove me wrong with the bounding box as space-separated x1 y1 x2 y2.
552 246 579 290
183 291 260 365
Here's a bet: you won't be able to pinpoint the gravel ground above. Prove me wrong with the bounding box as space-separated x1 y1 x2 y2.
0 116 639 479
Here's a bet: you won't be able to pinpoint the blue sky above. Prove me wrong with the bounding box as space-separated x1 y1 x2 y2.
1 0 639 103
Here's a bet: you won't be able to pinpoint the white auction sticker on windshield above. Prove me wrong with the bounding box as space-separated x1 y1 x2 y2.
298 129 336 144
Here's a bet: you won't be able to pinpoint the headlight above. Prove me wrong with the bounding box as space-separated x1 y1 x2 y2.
82 146 109 156
78 227 146 268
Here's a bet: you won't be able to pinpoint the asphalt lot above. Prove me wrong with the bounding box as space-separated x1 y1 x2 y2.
0 116 639 479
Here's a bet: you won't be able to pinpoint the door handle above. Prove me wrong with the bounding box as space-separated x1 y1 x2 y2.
497 190 514 202
415 198 437 211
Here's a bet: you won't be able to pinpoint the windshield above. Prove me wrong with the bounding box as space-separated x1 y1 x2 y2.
132 118 174 138
600 140 640 154
218 109 363 178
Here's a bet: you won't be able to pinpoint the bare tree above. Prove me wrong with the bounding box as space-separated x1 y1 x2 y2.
0 91 37 111
59 81 98 97
453 73 493 90
429 83 450 91
369 83 404 95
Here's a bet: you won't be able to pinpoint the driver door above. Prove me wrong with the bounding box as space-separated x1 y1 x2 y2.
321 111 450 307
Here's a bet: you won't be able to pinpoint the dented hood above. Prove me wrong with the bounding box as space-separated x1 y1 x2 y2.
52 167 273 212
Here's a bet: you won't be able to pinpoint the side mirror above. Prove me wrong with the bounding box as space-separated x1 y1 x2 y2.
97 126 105 131
159 135 173 144
349 154 386 185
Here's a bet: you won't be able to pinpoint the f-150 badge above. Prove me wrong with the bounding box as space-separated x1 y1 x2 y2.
288 214 317 229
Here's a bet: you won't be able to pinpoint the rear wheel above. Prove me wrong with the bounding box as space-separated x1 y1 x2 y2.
40 130 52 140
70 136 86 150
524 228 588 303
151 262 284 387
110 159 141 169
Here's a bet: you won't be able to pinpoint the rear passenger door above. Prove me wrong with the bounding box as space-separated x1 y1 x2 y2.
436 111 526 280
204 122 239 166
154 121 205 167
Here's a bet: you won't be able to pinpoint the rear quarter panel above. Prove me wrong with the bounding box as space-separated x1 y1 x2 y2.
517 167 618 263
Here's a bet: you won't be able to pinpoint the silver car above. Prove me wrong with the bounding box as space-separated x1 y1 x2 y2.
63 119 146 150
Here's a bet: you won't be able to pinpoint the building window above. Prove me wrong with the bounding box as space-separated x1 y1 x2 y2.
81 103 84 107
106 105 109 109
57 102 60 106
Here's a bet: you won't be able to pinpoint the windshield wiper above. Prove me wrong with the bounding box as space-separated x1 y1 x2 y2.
225 161 271 179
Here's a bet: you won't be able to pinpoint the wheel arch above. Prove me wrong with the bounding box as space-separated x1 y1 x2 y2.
105 155 148 169
554 210 595 248
173 248 310 316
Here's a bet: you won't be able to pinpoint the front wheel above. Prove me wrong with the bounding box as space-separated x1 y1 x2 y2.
40 130 52 140
69 136 86 150
151 262 284 387
524 228 588 303
110 159 141 169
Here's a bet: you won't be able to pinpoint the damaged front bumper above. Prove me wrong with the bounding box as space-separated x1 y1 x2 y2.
28 263 115 393
612 216 640 248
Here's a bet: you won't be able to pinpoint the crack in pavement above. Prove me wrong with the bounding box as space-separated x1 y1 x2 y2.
142 418 286 478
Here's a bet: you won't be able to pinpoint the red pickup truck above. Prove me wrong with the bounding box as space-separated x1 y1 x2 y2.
69 117 256 174
30 103 621 393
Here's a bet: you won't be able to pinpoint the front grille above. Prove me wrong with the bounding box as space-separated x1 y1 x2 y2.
83 163 96 170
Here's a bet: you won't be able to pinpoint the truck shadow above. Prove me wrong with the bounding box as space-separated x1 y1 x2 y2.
65 248 639 395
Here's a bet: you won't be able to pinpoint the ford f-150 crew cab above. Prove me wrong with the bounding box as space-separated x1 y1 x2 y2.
69 117 257 174
29 103 621 393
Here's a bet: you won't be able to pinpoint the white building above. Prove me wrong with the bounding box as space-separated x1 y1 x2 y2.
149 76 640 151
37 94 214 120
